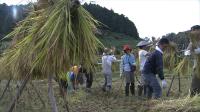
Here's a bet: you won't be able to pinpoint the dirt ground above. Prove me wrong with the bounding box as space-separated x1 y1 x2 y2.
0 73 196 112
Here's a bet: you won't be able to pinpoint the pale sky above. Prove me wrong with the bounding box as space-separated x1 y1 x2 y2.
0 0 200 38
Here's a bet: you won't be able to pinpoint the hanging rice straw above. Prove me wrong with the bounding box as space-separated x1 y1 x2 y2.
0 0 103 79
174 57 192 76
163 42 177 72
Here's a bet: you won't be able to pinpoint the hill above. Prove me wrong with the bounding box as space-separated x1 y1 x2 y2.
97 31 139 50
83 3 139 38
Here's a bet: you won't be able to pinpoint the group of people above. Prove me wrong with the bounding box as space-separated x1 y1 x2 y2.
59 37 170 99
58 25 200 100
59 65 93 93
102 38 170 99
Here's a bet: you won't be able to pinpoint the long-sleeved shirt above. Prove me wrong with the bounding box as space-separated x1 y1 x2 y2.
139 49 149 71
102 55 117 74
120 54 136 73
142 47 164 80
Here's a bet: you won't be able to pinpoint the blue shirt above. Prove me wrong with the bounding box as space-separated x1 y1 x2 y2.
120 54 136 72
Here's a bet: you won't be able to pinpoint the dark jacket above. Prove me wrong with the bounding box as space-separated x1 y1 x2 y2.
142 50 164 80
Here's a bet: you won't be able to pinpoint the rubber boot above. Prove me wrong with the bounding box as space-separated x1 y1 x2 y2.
106 85 112 93
130 83 135 96
102 85 106 92
138 85 143 96
125 83 130 96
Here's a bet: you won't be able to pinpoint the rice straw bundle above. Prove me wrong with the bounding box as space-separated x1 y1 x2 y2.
163 42 177 72
174 57 192 76
134 57 140 76
148 37 159 52
148 43 156 52
0 0 103 79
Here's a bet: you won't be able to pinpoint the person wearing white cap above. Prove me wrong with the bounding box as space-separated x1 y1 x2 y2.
136 40 151 96
102 48 117 92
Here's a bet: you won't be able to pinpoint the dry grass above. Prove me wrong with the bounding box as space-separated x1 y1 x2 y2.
174 57 192 76
151 96 200 112
0 73 199 112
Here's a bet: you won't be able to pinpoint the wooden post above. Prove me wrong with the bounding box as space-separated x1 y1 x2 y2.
48 75 58 112
166 75 175 97
178 73 181 93
7 74 31 112
58 80 70 112
0 78 12 101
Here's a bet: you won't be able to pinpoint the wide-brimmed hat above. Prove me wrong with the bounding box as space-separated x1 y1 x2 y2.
136 40 151 47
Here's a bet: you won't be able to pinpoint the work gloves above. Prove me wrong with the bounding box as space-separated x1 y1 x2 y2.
194 48 200 54
161 80 167 89
184 50 191 56
184 48 200 56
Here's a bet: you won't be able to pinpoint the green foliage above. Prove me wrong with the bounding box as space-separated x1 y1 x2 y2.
98 31 139 50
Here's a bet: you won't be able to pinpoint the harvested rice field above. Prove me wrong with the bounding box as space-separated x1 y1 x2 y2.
0 73 199 112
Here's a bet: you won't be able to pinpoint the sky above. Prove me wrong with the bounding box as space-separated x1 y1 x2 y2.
0 0 200 38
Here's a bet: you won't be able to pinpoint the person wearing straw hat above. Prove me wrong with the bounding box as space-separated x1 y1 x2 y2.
102 48 117 92
136 40 151 96
142 38 169 99
120 45 136 96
